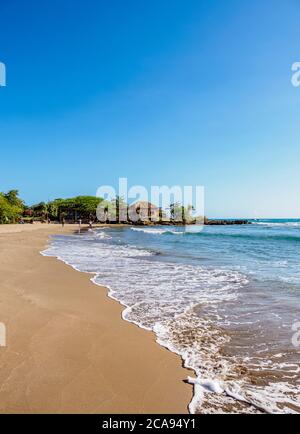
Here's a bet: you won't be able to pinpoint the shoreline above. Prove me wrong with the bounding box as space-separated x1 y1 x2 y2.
0 224 192 414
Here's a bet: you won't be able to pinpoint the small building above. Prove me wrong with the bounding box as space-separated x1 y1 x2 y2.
24 209 33 217
128 201 160 223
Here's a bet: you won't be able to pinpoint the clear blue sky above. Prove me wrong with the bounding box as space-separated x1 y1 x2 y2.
0 0 300 218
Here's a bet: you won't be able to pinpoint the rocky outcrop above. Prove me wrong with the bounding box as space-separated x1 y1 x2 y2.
205 219 250 225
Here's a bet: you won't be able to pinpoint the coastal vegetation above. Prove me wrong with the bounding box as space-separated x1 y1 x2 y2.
0 191 104 224
0 190 249 225
32 196 103 222
0 191 195 224
0 190 25 224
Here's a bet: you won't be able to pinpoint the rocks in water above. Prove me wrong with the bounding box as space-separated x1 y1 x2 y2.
131 219 250 226
205 219 250 225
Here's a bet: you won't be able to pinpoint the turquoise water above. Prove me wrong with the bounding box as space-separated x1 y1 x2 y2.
124 219 300 283
43 219 300 413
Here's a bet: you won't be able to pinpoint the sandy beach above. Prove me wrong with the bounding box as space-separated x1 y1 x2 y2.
0 224 192 414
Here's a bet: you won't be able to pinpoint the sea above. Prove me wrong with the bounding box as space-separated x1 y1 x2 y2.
42 219 300 414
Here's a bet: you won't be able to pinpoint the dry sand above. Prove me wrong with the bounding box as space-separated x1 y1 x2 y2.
0 224 192 413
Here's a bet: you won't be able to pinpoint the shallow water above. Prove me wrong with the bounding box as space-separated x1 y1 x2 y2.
42 220 300 413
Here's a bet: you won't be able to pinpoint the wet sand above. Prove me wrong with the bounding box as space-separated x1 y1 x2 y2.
0 224 192 413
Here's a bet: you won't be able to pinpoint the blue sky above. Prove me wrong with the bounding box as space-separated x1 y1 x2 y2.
0 0 300 217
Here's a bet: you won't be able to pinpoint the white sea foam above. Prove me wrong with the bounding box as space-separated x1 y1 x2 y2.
253 221 300 227
130 227 184 235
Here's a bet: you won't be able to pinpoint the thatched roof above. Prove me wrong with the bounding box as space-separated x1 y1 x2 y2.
128 201 159 211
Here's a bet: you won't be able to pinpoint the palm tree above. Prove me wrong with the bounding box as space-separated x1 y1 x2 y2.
113 196 128 223
32 202 48 220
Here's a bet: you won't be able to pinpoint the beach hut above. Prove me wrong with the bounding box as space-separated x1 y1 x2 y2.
128 201 160 223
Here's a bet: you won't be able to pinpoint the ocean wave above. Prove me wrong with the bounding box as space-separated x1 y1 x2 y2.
188 231 300 242
130 227 184 235
252 221 300 227
131 226 300 242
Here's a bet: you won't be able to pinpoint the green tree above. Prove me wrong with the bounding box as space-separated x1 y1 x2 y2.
46 196 104 221
0 191 24 224
32 202 49 219
113 196 127 222
4 190 24 209
169 202 195 223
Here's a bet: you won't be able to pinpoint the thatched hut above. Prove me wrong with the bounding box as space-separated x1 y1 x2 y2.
128 201 160 223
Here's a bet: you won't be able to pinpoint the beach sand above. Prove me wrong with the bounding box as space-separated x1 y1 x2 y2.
0 224 192 414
